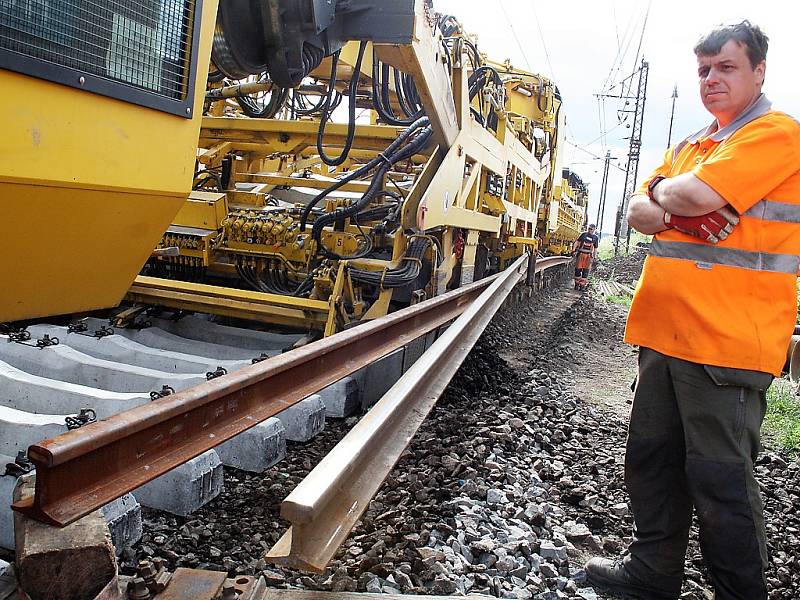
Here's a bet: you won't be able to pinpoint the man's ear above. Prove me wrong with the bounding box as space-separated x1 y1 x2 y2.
755 60 766 86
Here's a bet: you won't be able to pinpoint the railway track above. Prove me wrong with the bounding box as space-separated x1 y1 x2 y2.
2 256 570 599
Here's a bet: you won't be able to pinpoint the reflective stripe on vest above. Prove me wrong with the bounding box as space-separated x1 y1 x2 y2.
649 239 800 274
743 199 800 223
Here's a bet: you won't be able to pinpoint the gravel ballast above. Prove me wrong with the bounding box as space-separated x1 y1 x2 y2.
127 258 800 600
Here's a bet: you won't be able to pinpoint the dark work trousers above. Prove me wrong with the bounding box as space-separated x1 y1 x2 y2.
624 347 771 600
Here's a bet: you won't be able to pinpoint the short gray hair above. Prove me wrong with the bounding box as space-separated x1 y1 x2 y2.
694 20 769 68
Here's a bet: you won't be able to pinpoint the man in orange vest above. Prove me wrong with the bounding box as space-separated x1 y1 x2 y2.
585 21 800 600
573 224 599 291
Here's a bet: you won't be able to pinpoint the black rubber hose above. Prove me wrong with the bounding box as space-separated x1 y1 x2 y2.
310 125 432 259
403 73 423 113
317 41 368 167
394 68 420 119
310 124 432 241
293 87 328 116
299 117 430 231
236 81 289 118
371 49 417 126
349 236 432 288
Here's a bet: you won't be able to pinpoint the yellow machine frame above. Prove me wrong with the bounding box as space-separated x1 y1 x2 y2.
0 0 220 323
1 1 577 337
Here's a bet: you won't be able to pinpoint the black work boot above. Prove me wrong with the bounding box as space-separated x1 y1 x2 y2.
585 557 681 599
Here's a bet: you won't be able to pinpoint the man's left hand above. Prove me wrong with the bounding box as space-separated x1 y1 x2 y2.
663 206 740 243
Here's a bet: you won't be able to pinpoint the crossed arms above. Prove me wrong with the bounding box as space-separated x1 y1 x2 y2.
628 173 736 241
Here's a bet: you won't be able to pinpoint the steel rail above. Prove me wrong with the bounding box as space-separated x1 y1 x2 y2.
12 255 569 527
266 255 570 572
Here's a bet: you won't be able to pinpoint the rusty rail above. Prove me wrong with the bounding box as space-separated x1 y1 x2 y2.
266 255 570 572
13 255 569 527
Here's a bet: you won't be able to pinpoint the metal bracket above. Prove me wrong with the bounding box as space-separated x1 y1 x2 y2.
65 409 97 431
7 329 31 343
4 451 34 477
206 367 228 380
251 353 269 364
150 386 176 401
68 321 89 334
36 334 59 348
93 326 115 339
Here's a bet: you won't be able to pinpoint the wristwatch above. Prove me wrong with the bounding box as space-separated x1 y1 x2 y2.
647 175 667 202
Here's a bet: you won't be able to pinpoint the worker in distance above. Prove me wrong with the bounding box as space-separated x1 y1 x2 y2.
584 20 800 600
572 223 599 291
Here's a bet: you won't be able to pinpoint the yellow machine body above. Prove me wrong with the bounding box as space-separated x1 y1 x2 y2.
138 21 573 335
539 168 589 255
0 0 219 322
2 1 580 335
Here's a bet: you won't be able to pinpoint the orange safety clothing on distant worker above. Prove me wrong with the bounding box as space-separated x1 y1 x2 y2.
576 252 592 270
625 95 800 376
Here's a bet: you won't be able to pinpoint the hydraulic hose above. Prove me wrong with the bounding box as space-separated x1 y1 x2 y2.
349 235 433 288
317 41 368 167
299 117 431 232
310 124 433 260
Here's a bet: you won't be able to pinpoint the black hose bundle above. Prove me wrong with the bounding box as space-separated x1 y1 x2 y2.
468 65 503 130
463 39 481 70
371 48 425 126
293 85 341 116
349 235 432 289
302 44 324 78
236 80 289 118
236 259 304 295
299 117 430 230
192 168 222 191
300 117 433 260
353 190 403 225
317 41 368 166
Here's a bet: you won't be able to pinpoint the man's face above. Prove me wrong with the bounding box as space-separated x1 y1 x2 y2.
697 39 765 127
588 227 596 234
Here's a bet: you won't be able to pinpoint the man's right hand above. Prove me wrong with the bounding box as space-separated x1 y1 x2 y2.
663 206 740 243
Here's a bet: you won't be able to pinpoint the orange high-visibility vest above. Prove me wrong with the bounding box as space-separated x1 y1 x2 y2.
625 95 800 376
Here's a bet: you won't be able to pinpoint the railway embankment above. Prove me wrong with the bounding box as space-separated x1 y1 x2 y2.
123 254 799 600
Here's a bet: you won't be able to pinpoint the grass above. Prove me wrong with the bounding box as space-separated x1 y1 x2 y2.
606 293 632 308
763 378 800 454
597 231 652 260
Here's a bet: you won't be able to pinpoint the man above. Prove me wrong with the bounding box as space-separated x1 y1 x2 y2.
584 21 800 600
572 224 599 291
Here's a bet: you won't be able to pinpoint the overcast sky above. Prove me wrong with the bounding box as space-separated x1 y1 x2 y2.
433 0 800 235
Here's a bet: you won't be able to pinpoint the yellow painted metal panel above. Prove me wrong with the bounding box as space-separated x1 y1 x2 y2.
0 0 220 321
173 192 229 230
0 0 219 195
127 276 331 329
0 183 185 322
132 277 331 311
508 236 538 247
126 285 328 328
502 201 538 224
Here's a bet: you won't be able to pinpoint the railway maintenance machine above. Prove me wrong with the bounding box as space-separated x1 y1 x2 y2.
1 0 582 337
0 2 587 596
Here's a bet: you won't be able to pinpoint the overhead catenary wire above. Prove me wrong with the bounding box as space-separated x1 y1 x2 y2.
530 0 557 81
620 1 651 101
611 0 621 52
498 0 532 71
594 2 651 155
600 5 639 95
566 140 626 172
